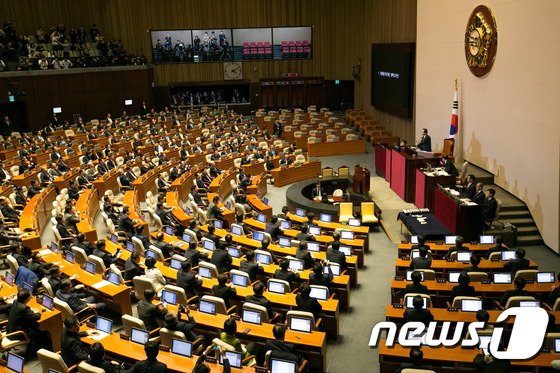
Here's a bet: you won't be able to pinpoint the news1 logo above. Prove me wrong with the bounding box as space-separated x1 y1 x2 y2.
369 307 549 359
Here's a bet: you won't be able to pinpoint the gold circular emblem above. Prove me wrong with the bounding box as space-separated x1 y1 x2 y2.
465 5 498 77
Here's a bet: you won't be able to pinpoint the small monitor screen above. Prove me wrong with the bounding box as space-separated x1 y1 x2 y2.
278 237 291 247
461 299 482 312
198 266 212 279
96 316 113 334
182 233 192 242
65 252 75 263
411 250 420 259
130 328 149 345
326 264 341 276
536 272 555 283
107 271 120 285
289 317 312 333
519 300 540 307
479 335 491 355
21 282 33 294
501 251 516 261
242 309 262 324
199 300 216 315
85 261 95 274
257 213 267 223
448 272 461 283
493 272 512 284
255 252 271 265
171 338 192 357
347 218 361 227
4 271 13 286
50 242 58 253
6 352 24 373
308 226 321 236
124 99 133 106
309 286 328 301
225 202 232 210
479 235 494 244
288 259 304 271
295 208 306 217
262 197 269 205
125 241 135 252
169 258 182 270
203 240 215 251
145 250 157 259
213 220 223 229
406 296 427 309
252 231 264 241
42 294 54 310
268 280 286 294
445 236 458 245
161 290 177 305
320 213 332 223
554 338 560 353
164 226 174 235
456 251 472 262
231 225 242 236
110 234 118 244
410 235 419 244
228 247 240 258
307 242 320 252
52 107 62 114
339 245 352 256
270 358 297 373
280 221 292 229
219 351 243 369
231 273 248 287
340 230 354 240
406 270 424 281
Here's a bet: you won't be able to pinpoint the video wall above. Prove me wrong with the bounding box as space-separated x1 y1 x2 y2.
150 26 312 64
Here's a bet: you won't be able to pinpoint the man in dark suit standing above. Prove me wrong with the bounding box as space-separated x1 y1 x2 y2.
460 174 477 199
416 128 432 151
127 340 168 373
472 183 485 204
482 188 498 227
311 182 323 200
273 120 283 137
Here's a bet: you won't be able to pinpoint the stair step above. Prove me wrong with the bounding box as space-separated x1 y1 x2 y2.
516 235 544 246
516 226 541 234
505 218 535 227
500 204 528 212
499 210 531 218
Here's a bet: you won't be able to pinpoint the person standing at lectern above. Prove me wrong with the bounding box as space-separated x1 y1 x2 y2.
417 128 432 152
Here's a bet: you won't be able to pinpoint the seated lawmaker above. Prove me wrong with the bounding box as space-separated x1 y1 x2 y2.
503 248 530 275
395 348 430 373
462 255 485 274
246 281 274 319
450 272 476 300
441 154 459 177
405 271 428 295
295 282 322 319
126 340 167 373
500 277 529 307
460 174 477 199
444 236 467 260
486 237 507 258
138 288 168 332
482 188 498 228
403 295 433 326
309 261 333 288
265 324 302 364
274 259 300 288
410 246 431 270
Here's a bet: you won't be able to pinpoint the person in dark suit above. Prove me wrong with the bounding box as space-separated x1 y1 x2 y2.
127 340 168 373
273 120 283 137
265 215 283 241
61 315 97 367
416 128 432 151
279 154 293 166
311 182 323 199
404 271 429 295
239 250 264 282
133 225 150 251
210 241 232 274
500 277 529 307
152 232 176 259
212 274 237 309
38 167 53 184
404 295 434 326
548 272 560 307
56 278 105 312
87 342 120 373
444 236 467 260
326 241 347 269
450 272 476 300
184 241 208 266
503 248 530 275
486 237 506 259
460 174 477 199
8 290 52 357
295 225 315 242
274 259 300 288
473 347 511 372
482 188 498 227
411 234 430 251
410 246 432 270
440 154 459 177
27 180 42 199
309 261 333 288
206 196 224 221
177 261 202 298
296 241 315 270
55 216 75 247
67 180 80 201
73 233 95 256
463 255 485 274
138 289 168 332
395 348 430 373
118 206 136 236
163 308 202 343
295 282 322 319
472 183 485 205
124 252 144 281
245 281 274 319
265 324 302 363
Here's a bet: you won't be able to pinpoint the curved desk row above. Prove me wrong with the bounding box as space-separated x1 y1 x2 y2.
270 161 322 187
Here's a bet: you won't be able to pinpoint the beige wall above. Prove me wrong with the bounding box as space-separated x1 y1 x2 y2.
416 0 560 252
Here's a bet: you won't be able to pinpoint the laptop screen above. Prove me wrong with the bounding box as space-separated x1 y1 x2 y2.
225 202 232 210
6 352 24 373
231 273 248 287
227 247 240 258
289 317 312 333
493 272 512 284
308 226 321 236
161 290 177 305
288 259 304 271
257 214 267 223
326 264 341 276
231 225 242 236
411 250 420 259
107 270 120 285
164 226 174 235
125 241 135 252
145 249 157 259
501 251 516 261
96 316 112 334
340 230 354 240
21 283 32 296
169 258 182 270
280 221 291 229
461 299 482 312
110 234 118 244
268 280 286 294
85 261 95 274
339 245 352 256
211 220 222 229
130 328 148 345
406 270 424 281
42 294 54 310
203 240 215 251
307 242 320 252
278 237 291 247
242 309 262 324
182 233 192 242
554 338 560 353
479 335 491 355
4 271 13 286
448 272 461 283
445 236 458 245
219 351 243 369
171 338 192 357
199 300 217 315
519 300 540 307
198 266 212 279
65 251 75 263
410 235 419 244
536 272 555 283
262 197 269 205
309 286 328 301
295 208 306 217
479 235 494 244
456 251 472 262
252 231 264 241
255 252 271 265
320 213 332 223
50 242 58 253
347 218 361 227
406 296 428 309
270 358 297 373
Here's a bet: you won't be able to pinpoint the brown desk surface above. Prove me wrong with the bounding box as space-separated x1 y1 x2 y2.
286 212 370 235
398 242 499 254
391 279 559 294
394 258 539 273
307 139 366 157
270 161 322 187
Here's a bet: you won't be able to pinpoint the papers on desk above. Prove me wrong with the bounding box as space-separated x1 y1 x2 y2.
39 249 53 257
92 280 112 289
88 331 110 341
464 201 478 206
450 190 460 196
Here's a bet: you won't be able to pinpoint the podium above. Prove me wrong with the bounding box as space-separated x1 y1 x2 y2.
352 165 370 194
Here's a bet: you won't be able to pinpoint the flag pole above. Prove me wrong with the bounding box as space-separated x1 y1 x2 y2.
455 79 463 163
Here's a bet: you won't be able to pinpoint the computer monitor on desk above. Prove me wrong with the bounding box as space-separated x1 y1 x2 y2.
171 339 193 357
445 236 458 245
270 358 298 373
289 317 312 333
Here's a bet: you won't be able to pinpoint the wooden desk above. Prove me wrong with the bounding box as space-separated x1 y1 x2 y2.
53 167 81 191
307 139 366 157
240 160 266 176
76 188 100 242
246 174 267 197
397 242 497 258
389 149 439 203
39 249 133 315
270 161 322 187
208 168 237 197
123 190 149 235
19 186 57 250
92 169 120 197
11 169 40 188
394 258 538 275
246 195 272 220
414 169 455 211
166 191 193 227
434 186 483 242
